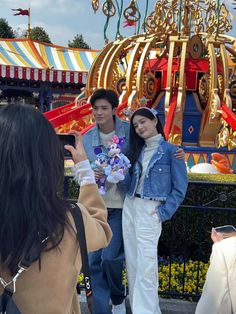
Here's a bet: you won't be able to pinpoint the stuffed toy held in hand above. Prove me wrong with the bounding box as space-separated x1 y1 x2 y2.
91 148 111 195
106 135 131 183
91 136 131 194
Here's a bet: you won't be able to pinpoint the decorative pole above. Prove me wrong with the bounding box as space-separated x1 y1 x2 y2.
216 0 220 38
178 0 183 37
11 4 30 36
27 6 31 38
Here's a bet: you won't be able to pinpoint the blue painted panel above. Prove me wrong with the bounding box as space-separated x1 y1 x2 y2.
182 92 202 144
154 93 165 127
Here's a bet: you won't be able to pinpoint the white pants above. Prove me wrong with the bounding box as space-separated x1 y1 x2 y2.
122 196 162 314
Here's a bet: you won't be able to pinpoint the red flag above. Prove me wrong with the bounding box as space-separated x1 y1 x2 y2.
12 8 29 16
123 20 136 28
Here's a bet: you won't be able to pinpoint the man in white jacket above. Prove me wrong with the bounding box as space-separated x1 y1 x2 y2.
196 226 236 314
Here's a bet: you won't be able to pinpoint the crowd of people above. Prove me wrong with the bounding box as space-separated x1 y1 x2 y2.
0 89 235 314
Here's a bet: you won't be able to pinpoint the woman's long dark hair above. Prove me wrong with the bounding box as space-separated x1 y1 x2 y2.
0 104 69 274
129 108 166 165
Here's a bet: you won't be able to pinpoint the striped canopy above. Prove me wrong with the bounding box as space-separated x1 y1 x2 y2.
0 38 99 84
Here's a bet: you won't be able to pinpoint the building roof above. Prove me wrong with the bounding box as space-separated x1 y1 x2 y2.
0 38 99 84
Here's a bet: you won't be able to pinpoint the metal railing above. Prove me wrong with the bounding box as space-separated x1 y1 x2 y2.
158 180 236 300
64 177 236 300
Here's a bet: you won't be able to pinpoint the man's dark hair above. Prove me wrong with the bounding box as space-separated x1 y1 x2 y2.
90 89 119 109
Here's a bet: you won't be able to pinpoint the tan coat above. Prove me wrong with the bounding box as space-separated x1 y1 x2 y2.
196 236 236 314
0 184 112 314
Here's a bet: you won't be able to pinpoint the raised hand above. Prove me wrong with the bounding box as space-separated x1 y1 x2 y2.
175 148 185 160
64 130 87 164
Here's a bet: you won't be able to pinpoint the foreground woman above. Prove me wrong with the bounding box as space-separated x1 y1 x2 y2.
123 107 188 314
0 103 112 314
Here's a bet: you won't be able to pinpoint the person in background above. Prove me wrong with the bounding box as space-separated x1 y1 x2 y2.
123 107 188 314
195 225 236 314
0 103 112 314
83 89 186 314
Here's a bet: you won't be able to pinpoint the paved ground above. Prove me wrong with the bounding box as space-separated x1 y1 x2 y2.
79 294 197 313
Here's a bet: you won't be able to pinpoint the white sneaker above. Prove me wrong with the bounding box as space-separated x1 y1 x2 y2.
112 300 126 314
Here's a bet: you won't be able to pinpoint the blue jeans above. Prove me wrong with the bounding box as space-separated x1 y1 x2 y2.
89 208 125 314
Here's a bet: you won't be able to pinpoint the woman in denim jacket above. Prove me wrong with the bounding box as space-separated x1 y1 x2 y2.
122 107 188 314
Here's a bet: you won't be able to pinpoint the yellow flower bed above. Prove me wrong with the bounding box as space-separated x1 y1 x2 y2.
158 259 209 294
78 259 209 296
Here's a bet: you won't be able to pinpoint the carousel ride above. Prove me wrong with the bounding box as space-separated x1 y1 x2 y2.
45 0 236 170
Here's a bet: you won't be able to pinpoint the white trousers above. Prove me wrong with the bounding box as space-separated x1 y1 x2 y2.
122 196 162 314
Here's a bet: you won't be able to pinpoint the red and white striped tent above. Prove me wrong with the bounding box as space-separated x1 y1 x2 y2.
0 38 99 84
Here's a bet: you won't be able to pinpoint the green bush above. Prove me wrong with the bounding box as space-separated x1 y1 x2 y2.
188 173 236 184
65 172 236 200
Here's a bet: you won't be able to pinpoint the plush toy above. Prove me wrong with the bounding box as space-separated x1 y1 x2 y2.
91 148 111 195
91 136 131 194
106 135 131 183
190 153 233 174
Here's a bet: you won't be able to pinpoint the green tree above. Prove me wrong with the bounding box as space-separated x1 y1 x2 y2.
68 34 90 49
0 18 15 38
29 26 51 43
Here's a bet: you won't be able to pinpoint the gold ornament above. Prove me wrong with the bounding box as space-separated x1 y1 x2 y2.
168 132 182 145
228 131 236 150
92 0 99 12
210 88 221 120
142 0 233 38
217 74 224 100
102 0 116 17
199 74 210 104
216 125 229 148
143 74 156 99
144 0 178 38
188 35 203 59
123 0 140 22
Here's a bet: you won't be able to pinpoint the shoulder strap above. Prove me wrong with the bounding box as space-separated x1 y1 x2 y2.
70 202 93 310
0 237 44 308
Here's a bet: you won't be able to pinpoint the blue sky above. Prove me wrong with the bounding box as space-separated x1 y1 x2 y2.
1 0 236 49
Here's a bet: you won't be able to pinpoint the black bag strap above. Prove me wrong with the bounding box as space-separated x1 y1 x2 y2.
70 202 93 313
0 237 43 313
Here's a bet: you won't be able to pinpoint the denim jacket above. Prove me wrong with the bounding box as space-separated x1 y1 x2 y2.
82 116 130 194
125 137 188 222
